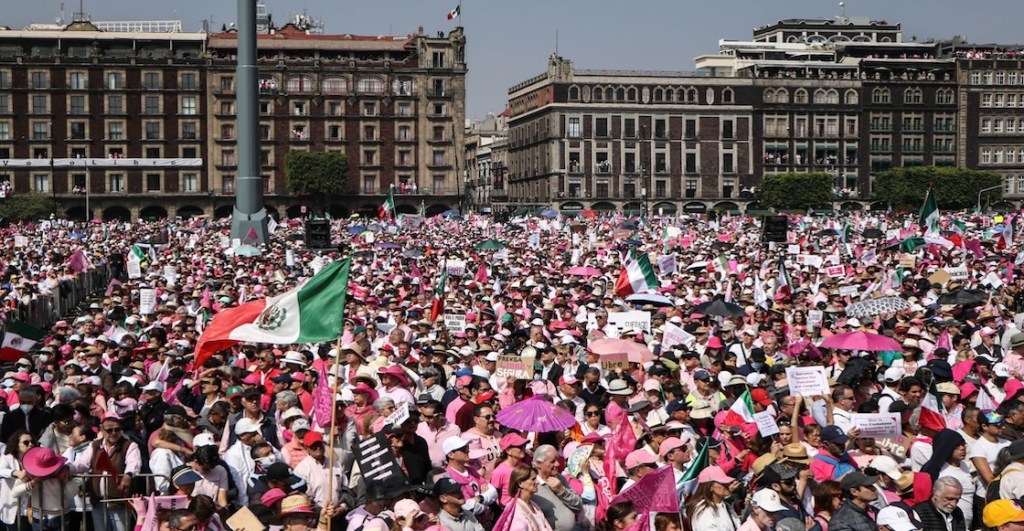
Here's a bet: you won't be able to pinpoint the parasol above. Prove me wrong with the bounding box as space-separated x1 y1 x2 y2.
346 225 367 234
474 239 506 251
936 289 988 306
539 209 558 219
495 396 577 432
625 293 674 307
692 300 746 318
566 266 602 277
587 338 655 363
844 296 911 318
820 331 903 352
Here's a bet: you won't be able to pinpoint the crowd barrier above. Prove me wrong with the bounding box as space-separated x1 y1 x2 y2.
1 263 111 336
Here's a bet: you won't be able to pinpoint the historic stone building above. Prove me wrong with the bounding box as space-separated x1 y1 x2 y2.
0 17 466 221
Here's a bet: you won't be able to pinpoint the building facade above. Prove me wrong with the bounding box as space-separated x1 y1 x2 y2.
463 111 508 212
501 17 1002 215
0 18 467 221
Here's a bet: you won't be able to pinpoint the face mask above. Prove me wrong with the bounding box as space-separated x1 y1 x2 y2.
38 355 49 363
256 455 277 468
42 372 53 383
19 404 33 414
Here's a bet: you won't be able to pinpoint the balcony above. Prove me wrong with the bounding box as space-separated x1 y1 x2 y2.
427 90 453 99
567 162 583 174
595 162 611 174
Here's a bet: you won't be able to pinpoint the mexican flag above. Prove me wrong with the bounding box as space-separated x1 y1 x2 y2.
130 244 149 268
0 322 44 362
379 188 396 219
776 259 792 299
722 389 756 426
679 433 711 496
193 257 352 367
446 4 461 20
614 252 658 296
919 189 939 234
429 266 448 322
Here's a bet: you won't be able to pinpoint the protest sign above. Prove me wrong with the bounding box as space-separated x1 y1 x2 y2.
898 254 917 268
947 265 969 281
787 244 800 254
807 310 823 328
139 288 157 314
928 269 951 286
850 413 902 438
352 433 406 485
657 254 677 276
611 466 680 529
494 354 536 380
600 352 630 371
608 311 652 335
13 236 26 247
661 322 695 350
286 250 295 267
838 285 860 298
797 254 823 269
825 265 845 278
785 366 830 397
127 257 142 279
383 402 410 427
443 312 466 333
753 411 780 437
446 260 467 277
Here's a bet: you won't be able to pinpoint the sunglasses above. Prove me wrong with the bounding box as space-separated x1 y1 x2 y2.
422 413 439 419
478 415 495 421
585 411 601 418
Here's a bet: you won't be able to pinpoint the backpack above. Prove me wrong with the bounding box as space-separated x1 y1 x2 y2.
986 469 1020 504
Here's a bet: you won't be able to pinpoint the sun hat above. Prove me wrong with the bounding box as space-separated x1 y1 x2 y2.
22 447 67 478
697 465 734 485
272 494 316 523
877 506 919 531
606 380 632 396
352 382 380 402
261 487 288 507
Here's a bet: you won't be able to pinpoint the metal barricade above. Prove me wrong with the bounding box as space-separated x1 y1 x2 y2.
0 263 112 341
70 472 171 531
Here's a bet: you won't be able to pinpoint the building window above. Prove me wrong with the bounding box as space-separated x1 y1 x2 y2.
145 96 160 115
181 73 198 90
685 179 697 198
69 95 85 114
33 174 48 192
70 122 87 140
595 118 608 137
32 122 49 140
68 72 86 90
982 148 991 164
432 151 446 166
181 96 197 115
323 76 348 94
685 153 697 174
108 96 126 114
293 102 307 116
723 153 735 174
0 123 9 141
0 71 8 89
356 77 384 93
144 122 161 140
872 88 890 104
221 150 236 166
982 94 993 107
30 71 48 89
685 120 697 138
363 103 377 116
182 122 198 140
107 122 124 140
433 174 446 194
794 89 808 104
31 95 47 114
936 89 954 105
971 72 981 85
146 174 161 191
568 86 579 100
260 101 272 115
145 147 161 158
329 101 344 116
722 88 734 104
183 173 198 192
219 76 234 92
106 72 124 90
845 90 859 105
567 117 581 138
222 175 234 193
398 125 412 140
143 72 161 90
624 118 636 138
722 119 734 140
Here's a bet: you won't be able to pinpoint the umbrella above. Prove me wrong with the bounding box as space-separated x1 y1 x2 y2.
495 396 577 433
474 239 506 251
580 210 597 219
441 209 461 219
619 221 638 230
845 296 911 319
367 223 384 232
687 261 709 270
623 238 642 246
587 338 655 364
347 225 367 234
504 224 526 232
820 331 903 352
815 229 841 237
625 293 674 307
69 232 85 239
788 339 822 359
230 245 262 257
376 242 401 250
540 209 558 219
402 249 425 259
352 250 375 258
692 300 746 318
936 289 988 306
710 241 733 251
566 266 602 277
862 228 884 239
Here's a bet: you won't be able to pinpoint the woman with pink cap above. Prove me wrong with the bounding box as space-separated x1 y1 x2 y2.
10 446 78 530
684 465 741 531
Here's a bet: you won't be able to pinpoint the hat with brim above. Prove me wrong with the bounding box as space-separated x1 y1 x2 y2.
171 467 202 486
781 443 811 464
270 495 316 524
984 499 1024 528
606 380 632 396
22 447 67 478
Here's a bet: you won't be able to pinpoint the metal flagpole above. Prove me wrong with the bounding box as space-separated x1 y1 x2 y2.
324 336 344 531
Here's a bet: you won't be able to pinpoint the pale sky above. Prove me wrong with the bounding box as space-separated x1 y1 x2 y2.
7 0 1023 119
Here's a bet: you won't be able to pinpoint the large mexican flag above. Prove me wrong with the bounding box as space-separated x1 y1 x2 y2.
0 322 45 362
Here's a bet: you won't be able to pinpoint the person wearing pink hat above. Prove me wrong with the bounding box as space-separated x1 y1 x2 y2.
11 446 78 529
621 449 658 491
378 365 415 406
685 465 740 531
344 382 379 438
490 432 529 505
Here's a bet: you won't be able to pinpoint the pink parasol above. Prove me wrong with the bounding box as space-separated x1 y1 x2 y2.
588 338 655 363
820 331 903 352
788 339 822 360
495 396 577 432
566 266 603 277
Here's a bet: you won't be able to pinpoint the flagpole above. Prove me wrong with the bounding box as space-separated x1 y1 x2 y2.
458 0 462 26
324 335 343 531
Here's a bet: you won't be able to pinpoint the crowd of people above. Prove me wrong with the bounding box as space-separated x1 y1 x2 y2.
3 208 1024 531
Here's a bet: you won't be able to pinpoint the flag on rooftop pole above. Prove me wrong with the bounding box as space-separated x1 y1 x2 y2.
446 4 461 20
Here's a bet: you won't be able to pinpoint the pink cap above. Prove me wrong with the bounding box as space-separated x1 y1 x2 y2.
698 465 734 485
658 437 687 459
959 382 979 399
12 373 31 383
624 449 657 470
499 432 529 451
242 373 261 385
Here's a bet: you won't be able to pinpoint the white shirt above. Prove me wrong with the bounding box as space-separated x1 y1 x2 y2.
939 461 976 524
968 436 1010 493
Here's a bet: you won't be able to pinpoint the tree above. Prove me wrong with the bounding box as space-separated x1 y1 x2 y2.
758 172 834 211
873 166 1002 211
284 151 350 213
0 193 59 223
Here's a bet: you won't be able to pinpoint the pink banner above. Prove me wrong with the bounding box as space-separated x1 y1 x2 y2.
611 465 680 531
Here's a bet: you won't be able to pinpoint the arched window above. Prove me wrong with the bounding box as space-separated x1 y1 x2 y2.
722 87 734 104
687 88 698 103
665 88 675 102
627 87 637 101
356 76 383 93
826 89 840 104
322 76 348 94
845 89 859 105
593 87 603 101
794 89 808 104
764 88 776 103
653 88 663 102
568 86 579 100
286 75 314 93
776 88 789 104
813 89 827 104
872 87 890 104
904 87 922 104
616 87 625 101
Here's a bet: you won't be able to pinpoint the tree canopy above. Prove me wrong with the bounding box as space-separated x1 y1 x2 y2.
284 151 350 212
873 166 1002 211
0 193 59 223
758 172 834 211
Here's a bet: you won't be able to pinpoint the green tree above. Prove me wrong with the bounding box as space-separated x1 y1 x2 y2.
873 166 1002 211
0 192 59 222
759 172 834 210
284 151 350 213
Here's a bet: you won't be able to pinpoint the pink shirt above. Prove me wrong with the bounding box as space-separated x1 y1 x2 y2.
490 462 515 505
193 465 229 500
415 421 463 468
446 397 467 424
461 429 501 481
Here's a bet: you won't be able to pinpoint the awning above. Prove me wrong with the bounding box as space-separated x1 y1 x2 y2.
846 145 859 151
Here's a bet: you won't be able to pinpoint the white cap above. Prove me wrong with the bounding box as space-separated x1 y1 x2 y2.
484 352 500 362
193 433 216 447
876 506 918 531
883 366 905 383
280 407 305 422
442 436 469 456
141 381 164 393
530 318 544 327
995 362 1011 378
751 489 787 512
235 418 261 435
869 455 903 480
746 373 766 387
846 318 862 328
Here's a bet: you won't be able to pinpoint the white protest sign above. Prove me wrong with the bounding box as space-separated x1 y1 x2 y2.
753 411 780 437
13 236 26 247
231 238 242 248
984 271 1003 289
839 285 860 298
363 231 376 243
861 249 877 265
807 310 823 328
608 311 652 335
657 254 678 276
825 254 841 266
825 265 845 278
797 254 823 269
785 366 830 397
787 244 800 254
163 266 177 286
384 402 410 427
850 413 902 438
493 249 509 262
661 322 696 350
127 257 142 279
947 266 969 281
286 250 295 267
446 260 467 277
139 288 157 314
444 312 467 333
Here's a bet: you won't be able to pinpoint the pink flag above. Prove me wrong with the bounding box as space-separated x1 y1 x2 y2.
140 494 157 530
68 249 92 273
474 263 488 283
200 287 211 309
410 263 426 295
246 226 258 242
604 414 637 498
313 365 334 428
611 465 681 531
104 278 123 297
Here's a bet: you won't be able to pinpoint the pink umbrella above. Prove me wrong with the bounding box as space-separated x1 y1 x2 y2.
566 266 602 277
495 396 577 432
952 359 976 383
820 331 903 352
588 338 655 363
788 339 822 360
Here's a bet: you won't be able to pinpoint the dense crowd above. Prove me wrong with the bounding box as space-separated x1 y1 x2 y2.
3 208 1024 531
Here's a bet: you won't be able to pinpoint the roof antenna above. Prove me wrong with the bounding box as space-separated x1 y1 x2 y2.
839 1 846 21
555 28 559 56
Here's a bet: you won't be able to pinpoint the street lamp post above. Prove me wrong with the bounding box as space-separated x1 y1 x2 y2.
977 184 1003 213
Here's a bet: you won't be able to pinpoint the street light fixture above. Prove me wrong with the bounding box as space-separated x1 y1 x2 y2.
977 184 1003 213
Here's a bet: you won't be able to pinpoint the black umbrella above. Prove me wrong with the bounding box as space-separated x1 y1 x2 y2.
711 241 733 251
619 221 638 230
692 300 746 318
936 289 988 306
862 228 884 239
816 229 841 237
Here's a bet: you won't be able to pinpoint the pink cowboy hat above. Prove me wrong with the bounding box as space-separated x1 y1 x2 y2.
22 447 67 478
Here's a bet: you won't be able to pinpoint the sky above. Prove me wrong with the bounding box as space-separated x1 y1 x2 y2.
7 1 1024 119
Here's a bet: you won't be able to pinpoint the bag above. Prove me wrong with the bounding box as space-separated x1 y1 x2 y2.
987 469 1019 504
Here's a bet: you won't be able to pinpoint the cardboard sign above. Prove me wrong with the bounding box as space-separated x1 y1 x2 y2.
850 413 902 438
443 313 466 333
947 266 969 281
661 322 695 350
927 269 951 286
839 285 860 298
352 433 406 484
825 265 845 278
383 402 410 428
495 354 536 380
608 311 652 335
787 244 801 254
785 366 830 397
446 260 467 277
139 288 157 314
807 310 823 328
753 411 780 437
226 506 265 531
13 236 26 247
600 352 630 371
898 254 917 269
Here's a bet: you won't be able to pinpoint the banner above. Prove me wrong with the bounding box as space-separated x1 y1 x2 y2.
753 411 779 437
494 354 536 380
838 285 860 298
13 236 26 247
607 311 652 336
139 288 157 314
825 265 845 278
446 260 467 277
796 254 823 269
785 366 830 397
850 413 902 438
611 465 680 531
661 322 695 350
352 433 406 484
947 265 969 281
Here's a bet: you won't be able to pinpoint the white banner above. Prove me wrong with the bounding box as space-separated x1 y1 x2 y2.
444 312 466 333
850 413 902 438
13 236 26 247
661 322 695 350
608 311 652 335
446 260 467 277
657 254 678 276
785 366 830 397
139 288 157 314
754 411 779 437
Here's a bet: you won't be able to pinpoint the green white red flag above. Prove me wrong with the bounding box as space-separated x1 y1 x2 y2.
0 322 44 362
